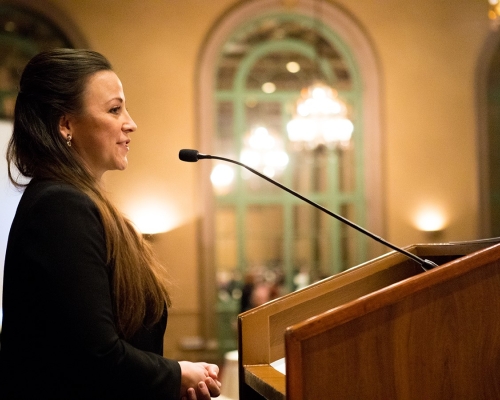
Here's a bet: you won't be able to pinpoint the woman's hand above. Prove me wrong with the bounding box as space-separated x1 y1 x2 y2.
179 361 222 399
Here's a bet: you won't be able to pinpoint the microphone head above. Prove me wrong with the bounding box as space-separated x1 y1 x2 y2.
179 149 199 162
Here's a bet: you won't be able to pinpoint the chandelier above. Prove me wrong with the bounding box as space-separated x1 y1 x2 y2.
240 126 289 178
210 126 289 194
286 81 353 150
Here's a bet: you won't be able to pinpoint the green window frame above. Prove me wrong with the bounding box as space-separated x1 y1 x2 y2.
213 13 365 294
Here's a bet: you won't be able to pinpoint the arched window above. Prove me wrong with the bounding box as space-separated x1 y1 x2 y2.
0 1 86 118
197 0 382 352
214 14 363 287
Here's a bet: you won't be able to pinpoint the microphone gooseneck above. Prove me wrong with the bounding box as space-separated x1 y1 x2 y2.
178 149 437 272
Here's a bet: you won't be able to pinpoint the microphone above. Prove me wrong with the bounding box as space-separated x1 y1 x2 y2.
179 149 438 272
179 149 212 162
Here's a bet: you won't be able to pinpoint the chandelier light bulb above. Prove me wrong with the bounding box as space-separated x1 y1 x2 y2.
261 82 276 93
286 61 301 73
310 85 335 101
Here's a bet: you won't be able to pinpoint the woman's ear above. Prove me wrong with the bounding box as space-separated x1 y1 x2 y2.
59 115 74 147
58 115 71 138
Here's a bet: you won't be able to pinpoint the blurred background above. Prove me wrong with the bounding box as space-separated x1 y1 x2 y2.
0 0 499 368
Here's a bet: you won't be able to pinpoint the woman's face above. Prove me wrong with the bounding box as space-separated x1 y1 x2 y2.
60 70 137 179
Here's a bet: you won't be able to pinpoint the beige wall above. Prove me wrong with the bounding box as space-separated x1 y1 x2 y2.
339 0 489 246
42 0 493 357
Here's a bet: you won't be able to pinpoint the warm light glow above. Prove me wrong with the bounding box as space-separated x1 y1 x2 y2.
248 126 276 150
489 0 500 28
287 81 353 149
211 163 235 187
286 61 300 73
261 82 276 93
265 150 289 169
127 200 181 235
322 119 355 143
414 207 447 232
240 149 261 168
240 126 289 178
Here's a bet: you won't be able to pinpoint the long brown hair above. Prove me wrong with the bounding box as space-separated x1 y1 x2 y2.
6 48 171 339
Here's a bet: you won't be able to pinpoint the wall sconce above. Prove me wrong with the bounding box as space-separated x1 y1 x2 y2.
414 207 447 241
126 200 181 239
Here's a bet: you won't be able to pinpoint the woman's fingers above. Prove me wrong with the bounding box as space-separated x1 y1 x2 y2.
186 387 197 400
205 377 222 397
196 381 213 399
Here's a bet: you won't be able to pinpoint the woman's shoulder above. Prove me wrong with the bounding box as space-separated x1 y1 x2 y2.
16 179 98 223
7 178 106 258
26 178 85 197
23 178 92 205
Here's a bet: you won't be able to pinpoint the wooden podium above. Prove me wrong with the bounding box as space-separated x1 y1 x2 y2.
238 241 500 399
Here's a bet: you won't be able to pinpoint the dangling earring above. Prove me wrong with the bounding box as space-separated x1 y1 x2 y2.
66 134 72 147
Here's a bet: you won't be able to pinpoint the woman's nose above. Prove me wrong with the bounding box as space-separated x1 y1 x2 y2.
124 110 137 132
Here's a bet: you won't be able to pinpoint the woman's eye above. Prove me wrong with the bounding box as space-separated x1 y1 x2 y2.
110 106 121 114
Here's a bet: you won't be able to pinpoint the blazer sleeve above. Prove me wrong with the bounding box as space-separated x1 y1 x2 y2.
11 183 181 399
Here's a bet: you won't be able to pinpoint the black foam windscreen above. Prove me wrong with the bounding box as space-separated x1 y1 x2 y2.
178 149 199 162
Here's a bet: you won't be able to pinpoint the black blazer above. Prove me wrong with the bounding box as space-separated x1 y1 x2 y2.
0 179 181 399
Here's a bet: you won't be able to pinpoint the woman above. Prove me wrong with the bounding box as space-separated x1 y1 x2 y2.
0 49 221 400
